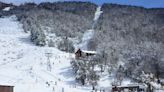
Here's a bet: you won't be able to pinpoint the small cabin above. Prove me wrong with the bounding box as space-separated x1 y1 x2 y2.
75 48 97 59
75 49 82 59
0 85 14 92
112 84 145 92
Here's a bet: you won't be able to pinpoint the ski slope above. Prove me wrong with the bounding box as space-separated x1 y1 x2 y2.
0 15 93 92
78 6 103 50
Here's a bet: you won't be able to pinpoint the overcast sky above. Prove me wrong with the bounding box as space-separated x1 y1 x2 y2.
1 0 164 8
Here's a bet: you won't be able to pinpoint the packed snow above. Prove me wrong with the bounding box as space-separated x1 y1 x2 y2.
78 29 94 50
93 6 103 21
78 6 103 50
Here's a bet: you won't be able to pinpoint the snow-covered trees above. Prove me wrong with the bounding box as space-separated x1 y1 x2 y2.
48 39 55 47
57 37 75 53
31 27 46 46
88 3 164 81
71 58 100 86
87 69 100 90
15 2 97 47
72 59 88 85
115 65 125 85
35 30 46 46
76 66 87 85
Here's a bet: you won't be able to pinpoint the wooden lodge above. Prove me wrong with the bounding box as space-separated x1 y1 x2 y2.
0 85 14 92
75 48 97 59
112 84 146 92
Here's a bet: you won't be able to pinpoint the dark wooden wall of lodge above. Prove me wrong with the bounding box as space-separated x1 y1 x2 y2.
0 86 13 92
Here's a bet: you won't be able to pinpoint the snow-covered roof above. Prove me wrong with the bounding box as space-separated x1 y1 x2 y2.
74 48 97 54
0 83 14 87
2 7 11 11
81 50 97 54
117 83 146 88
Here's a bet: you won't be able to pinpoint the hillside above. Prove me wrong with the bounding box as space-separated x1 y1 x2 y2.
0 2 97 47
0 15 92 92
0 1 164 92
90 3 164 79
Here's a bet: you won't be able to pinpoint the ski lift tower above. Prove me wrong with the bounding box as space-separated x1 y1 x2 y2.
45 49 53 71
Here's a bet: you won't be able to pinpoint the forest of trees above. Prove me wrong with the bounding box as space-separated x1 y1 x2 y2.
89 3 164 81
0 1 97 48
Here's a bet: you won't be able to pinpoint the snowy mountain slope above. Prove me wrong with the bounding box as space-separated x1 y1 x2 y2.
0 14 131 92
0 12 152 92
0 15 94 92
77 6 103 50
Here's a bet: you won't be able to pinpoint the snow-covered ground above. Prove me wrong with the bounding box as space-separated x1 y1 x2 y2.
93 6 103 21
0 15 94 92
78 29 94 50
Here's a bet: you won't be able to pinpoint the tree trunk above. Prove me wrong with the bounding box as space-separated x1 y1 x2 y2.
81 78 85 85
92 85 95 90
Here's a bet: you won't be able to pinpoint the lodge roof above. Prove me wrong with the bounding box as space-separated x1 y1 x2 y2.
0 83 14 87
81 50 97 54
116 84 146 88
75 48 97 54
